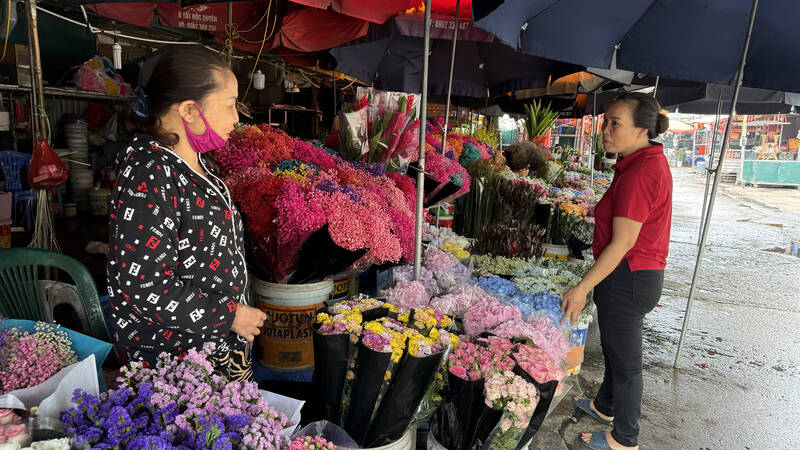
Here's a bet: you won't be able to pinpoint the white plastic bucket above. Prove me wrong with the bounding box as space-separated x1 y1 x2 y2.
252 277 333 371
344 425 417 450
89 188 110 216
542 243 569 261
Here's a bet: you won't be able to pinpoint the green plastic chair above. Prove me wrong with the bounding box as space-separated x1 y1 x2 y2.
0 248 112 344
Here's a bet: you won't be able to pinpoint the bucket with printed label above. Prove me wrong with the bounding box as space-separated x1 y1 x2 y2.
329 272 358 302
565 325 589 375
253 277 333 371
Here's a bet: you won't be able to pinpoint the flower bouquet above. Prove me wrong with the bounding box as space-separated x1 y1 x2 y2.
549 201 586 245
312 298 451 447
61 343 301 449
285 435 337 450
0 409 30 447
0 323 77 396
0 319 113 424
338 88 421 171
217 125 418 283
474 222 545 259
475 371 539 450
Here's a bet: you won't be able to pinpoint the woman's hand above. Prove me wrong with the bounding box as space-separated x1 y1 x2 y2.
561 284 588 326
231 304 267 342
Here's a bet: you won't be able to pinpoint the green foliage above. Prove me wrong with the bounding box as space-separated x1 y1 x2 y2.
523 100 559 139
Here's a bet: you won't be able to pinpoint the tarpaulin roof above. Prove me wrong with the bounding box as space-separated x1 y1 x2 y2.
287 0 474 23
85 1 369 54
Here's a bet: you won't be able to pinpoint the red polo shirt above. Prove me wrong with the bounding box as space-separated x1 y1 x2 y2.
592 143 672 271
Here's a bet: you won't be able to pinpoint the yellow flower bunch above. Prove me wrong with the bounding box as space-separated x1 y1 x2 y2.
273 163 312 182
363 320 407 363
406 331 437 358
441 240 470 261
315 312 332 324
411 308 438 331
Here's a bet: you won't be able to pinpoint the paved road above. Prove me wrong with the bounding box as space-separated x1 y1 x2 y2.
531 167 800 450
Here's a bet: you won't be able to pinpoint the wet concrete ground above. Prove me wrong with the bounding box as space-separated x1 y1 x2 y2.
531 168 800 449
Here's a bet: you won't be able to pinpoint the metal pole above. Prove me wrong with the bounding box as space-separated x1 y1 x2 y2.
698 93 724 245
25 0 47 137
413 0 432 281
332 70 337 114
738 114 748 184
436 0 460 229
589 91 599 186
227 2 233 66
653 76 660 98
675 0 759 368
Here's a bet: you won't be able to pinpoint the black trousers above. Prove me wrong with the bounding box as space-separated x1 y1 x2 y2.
593 259 664 447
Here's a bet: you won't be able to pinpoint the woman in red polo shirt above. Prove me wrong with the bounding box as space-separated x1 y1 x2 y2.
561 93 672 450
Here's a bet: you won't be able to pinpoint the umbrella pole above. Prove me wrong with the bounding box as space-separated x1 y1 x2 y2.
675 0 760 368
413 0 433 281
589 91 597 186
436 0 461 229
698 94 724 245
653 76 660 98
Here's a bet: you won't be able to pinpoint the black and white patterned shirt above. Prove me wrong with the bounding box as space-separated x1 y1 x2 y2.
107 135 248 366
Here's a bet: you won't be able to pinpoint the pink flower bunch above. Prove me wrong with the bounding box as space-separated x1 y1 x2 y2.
0 324 77 395
424 248 472 289
447 342 486 381
447 337 516 381
286 436 337 450
382 280 430 309
429 284 499 318
484 371 539 431
223 125 420 282
492 318 570 363
514 345 567 396
393 265 438 297
463 300 523 336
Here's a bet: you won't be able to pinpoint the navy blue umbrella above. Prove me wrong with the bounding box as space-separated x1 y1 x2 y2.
331 29 581 100
473 0 800 94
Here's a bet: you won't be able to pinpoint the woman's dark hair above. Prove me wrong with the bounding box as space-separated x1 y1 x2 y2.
126 46 230 146
614 92 669 139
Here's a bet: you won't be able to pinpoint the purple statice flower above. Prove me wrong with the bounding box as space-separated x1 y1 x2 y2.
339 185 363 203
127 435 175 450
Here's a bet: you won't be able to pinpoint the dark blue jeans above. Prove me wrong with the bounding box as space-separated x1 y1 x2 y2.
593 259 664 447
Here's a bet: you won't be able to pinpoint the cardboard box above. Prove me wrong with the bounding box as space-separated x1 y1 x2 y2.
0 192 11 221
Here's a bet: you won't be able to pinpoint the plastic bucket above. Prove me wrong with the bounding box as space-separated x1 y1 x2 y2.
329 273 358 302
344 425 417 450
0 219 11 249
253 277 333 371
89 188 110 216
565 325 589 375
542 243 569 261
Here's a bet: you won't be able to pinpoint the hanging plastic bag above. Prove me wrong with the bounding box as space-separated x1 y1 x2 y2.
28 137 68 189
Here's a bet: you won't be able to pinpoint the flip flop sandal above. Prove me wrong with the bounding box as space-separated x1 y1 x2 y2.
574 397 614 426
581 431 613 449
